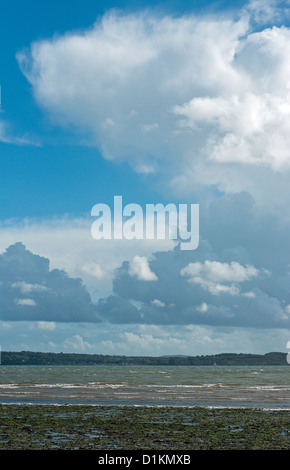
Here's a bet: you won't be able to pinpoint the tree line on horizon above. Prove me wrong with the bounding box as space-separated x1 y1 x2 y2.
0 350 287 366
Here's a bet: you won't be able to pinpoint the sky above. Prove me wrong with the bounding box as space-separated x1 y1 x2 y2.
1 0 290 357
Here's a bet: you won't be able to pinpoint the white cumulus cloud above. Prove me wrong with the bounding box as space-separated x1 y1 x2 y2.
16 6 290 208
129 255 158 281
151 299 166 308
11 281 49 294
14 298 37 306
181 260 259 296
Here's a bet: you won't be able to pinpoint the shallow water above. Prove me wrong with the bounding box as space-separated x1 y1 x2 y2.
0 364 290 408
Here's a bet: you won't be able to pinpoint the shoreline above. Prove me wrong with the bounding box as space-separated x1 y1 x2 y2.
1 402 290 411
1 403 290 450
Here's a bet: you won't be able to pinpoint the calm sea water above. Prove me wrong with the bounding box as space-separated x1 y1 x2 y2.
0 365 290 409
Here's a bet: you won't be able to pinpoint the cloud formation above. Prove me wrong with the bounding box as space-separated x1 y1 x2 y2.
0 242 100 322
129 255 158 281
104 191 290 329
2 0 290 342
0 110 40 146
16 3 290 207
2 187 290 332
0 216 174 302
180 260 259 296
173 91 290 170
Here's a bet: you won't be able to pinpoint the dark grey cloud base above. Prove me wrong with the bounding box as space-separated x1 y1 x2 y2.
0 242 100 323
1 192 290 330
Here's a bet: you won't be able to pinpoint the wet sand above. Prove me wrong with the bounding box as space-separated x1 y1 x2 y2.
1 404 290 450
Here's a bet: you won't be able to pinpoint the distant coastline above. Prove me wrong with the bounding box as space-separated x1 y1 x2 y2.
0 350 287 366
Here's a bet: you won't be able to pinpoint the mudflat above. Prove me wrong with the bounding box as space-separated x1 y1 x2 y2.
0 404 290 450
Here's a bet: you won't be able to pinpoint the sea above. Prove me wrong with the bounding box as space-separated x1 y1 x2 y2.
0 364 290 409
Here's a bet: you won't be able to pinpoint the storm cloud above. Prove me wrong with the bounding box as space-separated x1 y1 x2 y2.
0 242 100 322
2 190 290 330
102 192 290 329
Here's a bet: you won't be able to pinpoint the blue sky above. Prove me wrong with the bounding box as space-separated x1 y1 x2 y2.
1 0 290 357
